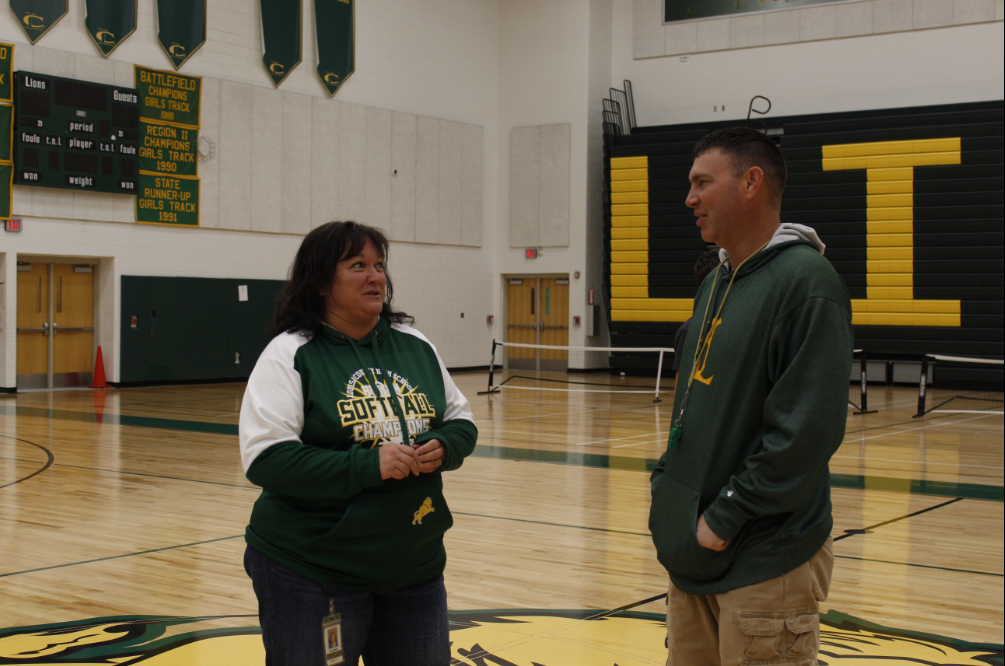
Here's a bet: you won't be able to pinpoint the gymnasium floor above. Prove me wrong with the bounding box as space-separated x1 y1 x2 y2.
0 373 1002 665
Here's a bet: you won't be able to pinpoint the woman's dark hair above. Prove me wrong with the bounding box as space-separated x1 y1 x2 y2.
268 221 412 339
694 249 721 286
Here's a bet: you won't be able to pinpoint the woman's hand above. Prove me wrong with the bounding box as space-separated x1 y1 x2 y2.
379 443 421 480
413 439 445 474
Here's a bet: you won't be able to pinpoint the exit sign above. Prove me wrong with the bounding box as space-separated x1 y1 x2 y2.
4 218 20 231
525 248 538 259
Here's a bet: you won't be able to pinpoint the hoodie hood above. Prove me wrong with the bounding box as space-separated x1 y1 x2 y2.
319 315 392 346
718 223 826 270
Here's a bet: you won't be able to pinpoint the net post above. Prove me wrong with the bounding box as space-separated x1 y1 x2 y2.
852 350 876 415
914 355 929 418
478 340 500 395
860 351 868 413
653 350 665 403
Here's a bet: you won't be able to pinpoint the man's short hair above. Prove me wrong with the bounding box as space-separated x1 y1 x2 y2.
693 127 787 205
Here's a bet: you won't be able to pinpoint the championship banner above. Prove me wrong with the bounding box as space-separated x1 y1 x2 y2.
0 163 11 219
156 0 206 70
0 42 12 102
0 103 12 162
314 0 354 97
135 65 201 127
135 65 201 226
0 42 10 217
9 0 67 44
138 122 197 177
261 0 302 86
85 0 137 57
136 174 199 226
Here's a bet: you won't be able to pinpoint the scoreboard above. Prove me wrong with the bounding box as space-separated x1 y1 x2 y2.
14 71 140 194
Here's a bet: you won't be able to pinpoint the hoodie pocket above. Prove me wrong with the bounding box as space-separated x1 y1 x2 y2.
317 483 453 562
649 475 736 580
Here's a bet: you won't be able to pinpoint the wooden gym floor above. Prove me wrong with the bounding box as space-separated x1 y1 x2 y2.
0 373 1002 665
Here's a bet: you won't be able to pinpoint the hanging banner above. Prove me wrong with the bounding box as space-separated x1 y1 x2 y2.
0 163 11 219
85 0 137 57
0 42 12 102
138 122 198 177
0 104 11 162
261 0 302 86
135 65 201 227
135 65 201 127
0 42 10 217
314 0 354 97
9 0 67 44
156 0 206 70
136 174 199 226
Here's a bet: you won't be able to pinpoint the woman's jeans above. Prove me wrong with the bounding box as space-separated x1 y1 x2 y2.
244 545 450 666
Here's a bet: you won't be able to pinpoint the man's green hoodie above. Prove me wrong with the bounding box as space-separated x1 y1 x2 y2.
650 224 853 595
240 317 477 591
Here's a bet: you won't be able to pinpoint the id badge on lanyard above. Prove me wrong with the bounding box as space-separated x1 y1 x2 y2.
322 596 344 665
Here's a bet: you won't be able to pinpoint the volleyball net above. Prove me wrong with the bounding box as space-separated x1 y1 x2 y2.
480 340 676 402
915 354 1004 417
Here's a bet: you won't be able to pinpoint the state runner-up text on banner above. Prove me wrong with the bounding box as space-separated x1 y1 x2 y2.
137 173 199 226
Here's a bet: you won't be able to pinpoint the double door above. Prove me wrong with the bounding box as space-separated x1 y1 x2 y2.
16 263 94 389
506 277 569 371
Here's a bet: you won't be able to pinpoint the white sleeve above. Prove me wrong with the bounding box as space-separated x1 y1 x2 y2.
239 333 310 472
392 323 475 424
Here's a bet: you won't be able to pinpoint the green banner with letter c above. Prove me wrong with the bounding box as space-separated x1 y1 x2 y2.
261 0 302 86
314 0 354 97
156 0 206 70
85 0 137 56
9 0 67 44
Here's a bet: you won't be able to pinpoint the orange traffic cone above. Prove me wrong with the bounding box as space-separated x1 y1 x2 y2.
89 346 110 389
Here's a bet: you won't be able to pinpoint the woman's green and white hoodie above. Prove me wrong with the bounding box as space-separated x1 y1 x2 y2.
240 316 477 591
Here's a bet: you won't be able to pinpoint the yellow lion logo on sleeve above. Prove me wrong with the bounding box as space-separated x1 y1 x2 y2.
413 497 435 525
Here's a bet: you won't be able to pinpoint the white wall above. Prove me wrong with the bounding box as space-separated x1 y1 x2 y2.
496 0 601 352
0 0 501 387
615 0 1004 126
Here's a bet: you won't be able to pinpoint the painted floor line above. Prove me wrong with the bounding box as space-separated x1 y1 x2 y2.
834 555 1002 578
851 412 1001 443
0 535 244 579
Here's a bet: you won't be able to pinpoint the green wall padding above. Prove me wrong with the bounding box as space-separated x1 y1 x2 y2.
120 276 285 383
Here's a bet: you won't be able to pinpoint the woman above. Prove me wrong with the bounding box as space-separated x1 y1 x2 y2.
240 221 477 665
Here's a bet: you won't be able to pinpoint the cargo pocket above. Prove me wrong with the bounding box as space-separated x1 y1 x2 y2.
785 613 819 659
739 615 784 663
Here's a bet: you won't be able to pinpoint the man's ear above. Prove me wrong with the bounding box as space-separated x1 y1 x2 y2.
742 166 765 200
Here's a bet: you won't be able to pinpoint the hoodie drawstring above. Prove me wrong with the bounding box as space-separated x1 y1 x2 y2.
345 329 413 447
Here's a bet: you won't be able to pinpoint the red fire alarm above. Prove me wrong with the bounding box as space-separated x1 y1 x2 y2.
525 248 538 259
486 315 494 324
573 316 581 326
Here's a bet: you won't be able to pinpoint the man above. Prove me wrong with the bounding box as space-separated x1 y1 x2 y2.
672 249 721 384
650 127 853 665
